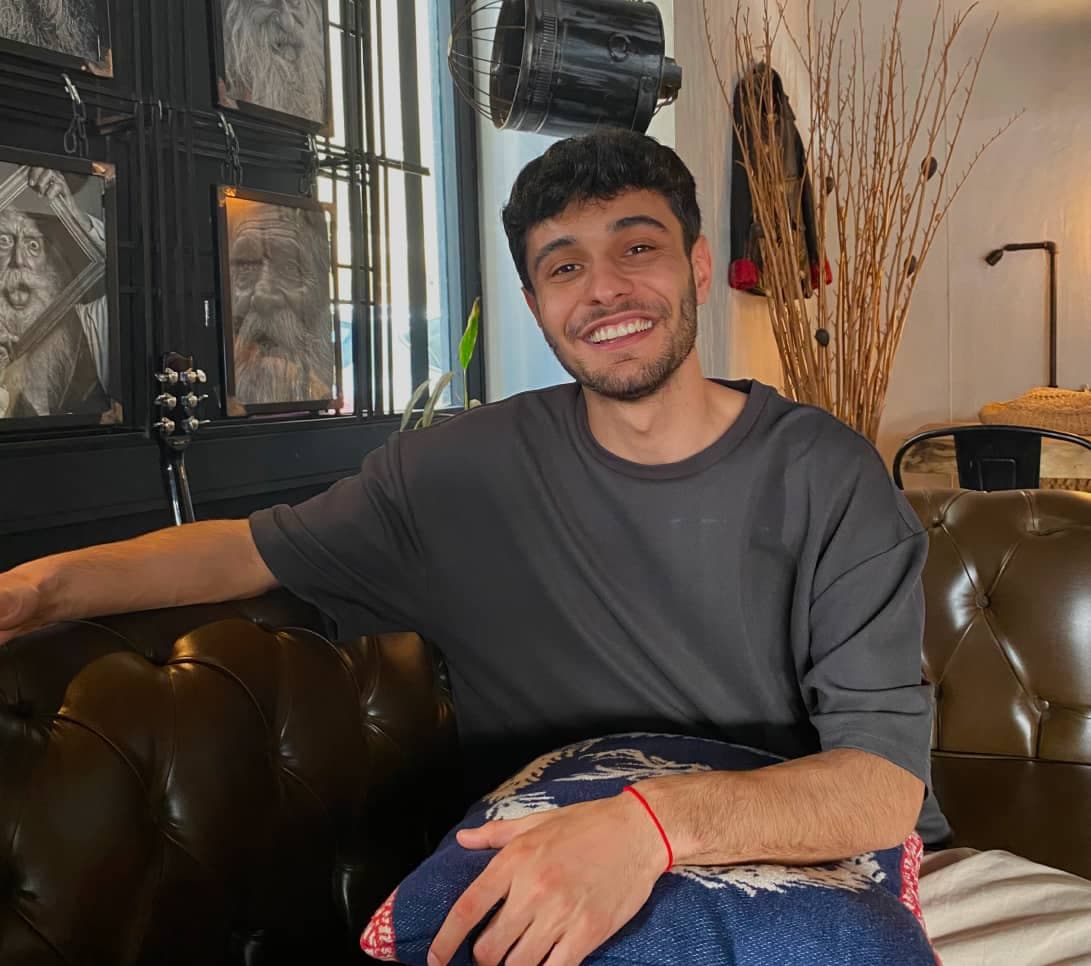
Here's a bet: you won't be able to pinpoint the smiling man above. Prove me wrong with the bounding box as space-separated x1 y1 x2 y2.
0 130 946 964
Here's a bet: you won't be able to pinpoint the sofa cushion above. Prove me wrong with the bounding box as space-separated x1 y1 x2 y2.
361 733 934 965
0 594 456 966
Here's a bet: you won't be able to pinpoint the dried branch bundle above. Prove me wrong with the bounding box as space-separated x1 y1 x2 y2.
703 0 1017 441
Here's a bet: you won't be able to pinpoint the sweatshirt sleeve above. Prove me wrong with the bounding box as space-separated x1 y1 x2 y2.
248 435 428 639
801 447 933 785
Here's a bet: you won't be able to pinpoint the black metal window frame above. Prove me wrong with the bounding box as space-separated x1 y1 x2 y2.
324 0 484 420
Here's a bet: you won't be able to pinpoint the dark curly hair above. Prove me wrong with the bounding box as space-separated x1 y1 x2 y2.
502 129 702 291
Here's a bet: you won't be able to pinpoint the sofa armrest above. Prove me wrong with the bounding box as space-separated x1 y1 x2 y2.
0 591 456 965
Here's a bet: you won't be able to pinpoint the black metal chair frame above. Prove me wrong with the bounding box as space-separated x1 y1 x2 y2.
892 423 1091 491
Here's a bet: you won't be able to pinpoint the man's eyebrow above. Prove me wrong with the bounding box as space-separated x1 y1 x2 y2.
610 215 670 234
531 235 577 275
530 216 671 275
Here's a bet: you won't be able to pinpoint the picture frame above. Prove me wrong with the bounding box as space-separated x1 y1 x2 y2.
0 145 123 432
215 184 341 417
0 0 114 78
209 0 333 135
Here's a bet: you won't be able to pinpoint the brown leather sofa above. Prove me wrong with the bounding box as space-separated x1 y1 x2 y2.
1 489 1089 965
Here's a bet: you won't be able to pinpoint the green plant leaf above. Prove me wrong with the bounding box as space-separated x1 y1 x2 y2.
420 370 454 428
458 296 481 372
400 378 432 432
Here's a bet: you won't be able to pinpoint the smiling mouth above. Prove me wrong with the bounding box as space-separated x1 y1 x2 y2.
585 318 656 345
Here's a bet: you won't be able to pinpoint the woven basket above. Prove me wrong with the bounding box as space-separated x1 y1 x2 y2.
979 387 1091 436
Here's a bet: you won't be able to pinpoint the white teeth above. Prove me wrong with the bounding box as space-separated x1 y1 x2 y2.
588 319 654 344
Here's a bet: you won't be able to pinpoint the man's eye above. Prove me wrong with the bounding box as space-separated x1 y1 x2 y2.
551 263 580 277
25 240 41 256
628 244 655 256
0 235 12 250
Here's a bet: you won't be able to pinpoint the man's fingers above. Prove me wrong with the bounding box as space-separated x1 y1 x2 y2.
502 917 565 966
469 894 536 966
27 167 45 189
428 862 511 966
457 814 546 851
541 930 601 966
457 820 518 851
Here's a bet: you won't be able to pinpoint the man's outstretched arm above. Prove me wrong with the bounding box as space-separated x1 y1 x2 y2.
0 519 279 646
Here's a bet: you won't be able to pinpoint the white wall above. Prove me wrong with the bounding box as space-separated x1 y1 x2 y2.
673 0 812 386
478 0 677 401
675 1 1091 468
880 0 1091 464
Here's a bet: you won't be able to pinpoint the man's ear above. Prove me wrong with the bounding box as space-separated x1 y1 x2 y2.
522 287 541 326
691 236 714 306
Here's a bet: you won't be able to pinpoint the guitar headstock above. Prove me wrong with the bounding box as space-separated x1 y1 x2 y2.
153 352 210 451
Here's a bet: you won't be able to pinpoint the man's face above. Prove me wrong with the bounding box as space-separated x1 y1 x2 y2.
523 190 712 402
0 210 68 336
231 210 315 330
228 203 332 404
249 0 309 63
229 0 317 68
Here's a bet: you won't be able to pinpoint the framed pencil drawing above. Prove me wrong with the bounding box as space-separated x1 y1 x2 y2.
210 0 333 134
215 185 340 417
0 146 122 431
0 0 114 77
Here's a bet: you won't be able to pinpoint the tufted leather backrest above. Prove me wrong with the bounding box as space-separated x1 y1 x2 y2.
0 591 456 965
907 489 1091 878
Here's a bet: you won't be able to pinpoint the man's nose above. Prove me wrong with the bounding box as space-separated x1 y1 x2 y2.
250 259 283 308
585 260 633 305
10 241 26 269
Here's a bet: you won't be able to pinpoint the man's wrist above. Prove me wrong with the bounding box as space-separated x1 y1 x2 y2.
11 558 61 623
631 773 720 866
622 785 674 872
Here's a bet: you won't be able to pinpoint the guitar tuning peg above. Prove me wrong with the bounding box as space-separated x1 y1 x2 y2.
183 417 211 433
180 369 208 385
180 392 210 410
153 417 176 435
154 393 176 408
155 368 180 385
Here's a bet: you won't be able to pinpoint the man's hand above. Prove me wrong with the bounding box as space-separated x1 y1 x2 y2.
26 167 92 234
428 793 668 966
0 570 43 646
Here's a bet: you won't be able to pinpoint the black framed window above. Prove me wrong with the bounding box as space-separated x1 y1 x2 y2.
323 0 480 417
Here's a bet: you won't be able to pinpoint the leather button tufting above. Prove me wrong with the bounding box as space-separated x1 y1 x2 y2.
975 594 990 609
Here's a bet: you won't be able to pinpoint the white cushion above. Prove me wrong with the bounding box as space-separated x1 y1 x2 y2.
920 849 1091 965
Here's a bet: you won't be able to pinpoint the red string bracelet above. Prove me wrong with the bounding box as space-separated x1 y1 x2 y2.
623 785 674 872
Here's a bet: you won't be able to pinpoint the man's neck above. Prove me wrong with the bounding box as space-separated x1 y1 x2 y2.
583 355 749 465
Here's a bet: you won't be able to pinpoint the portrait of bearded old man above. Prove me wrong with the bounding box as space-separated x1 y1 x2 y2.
221 0 329 127
0 166 111 420
0 0 102 63
227 200 335 409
